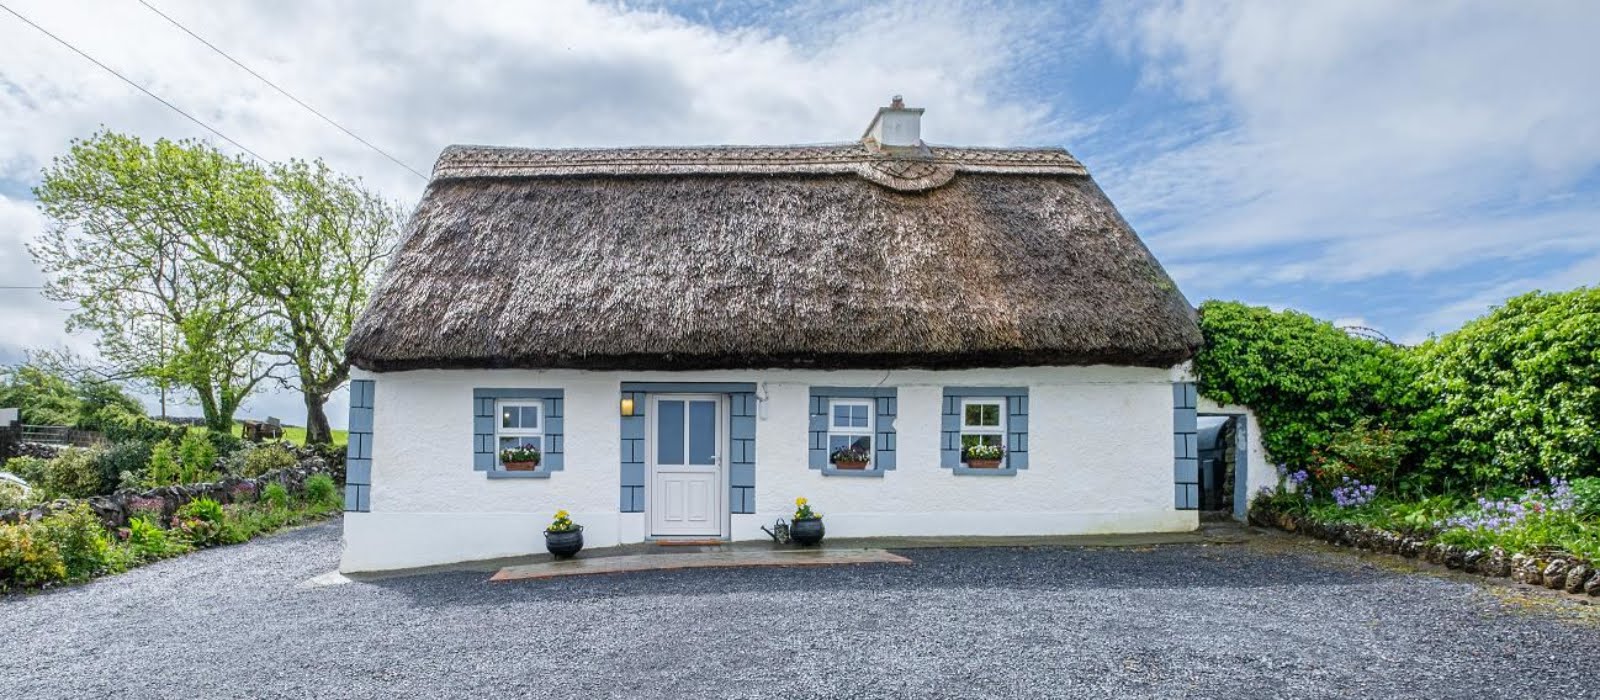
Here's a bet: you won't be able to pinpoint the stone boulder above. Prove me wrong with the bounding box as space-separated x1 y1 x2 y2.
1564 565 1593 594
1542 560 1570 590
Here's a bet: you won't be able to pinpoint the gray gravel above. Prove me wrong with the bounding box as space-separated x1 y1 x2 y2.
3 518 1597 699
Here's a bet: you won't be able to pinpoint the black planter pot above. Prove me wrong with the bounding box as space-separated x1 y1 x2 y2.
545 526 584 559
790 517 824 547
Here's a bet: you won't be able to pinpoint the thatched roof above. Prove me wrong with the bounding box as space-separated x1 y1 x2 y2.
346 142 1201 371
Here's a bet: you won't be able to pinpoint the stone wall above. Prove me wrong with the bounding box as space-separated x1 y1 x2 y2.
0 453 337 529
1252 508 1600 597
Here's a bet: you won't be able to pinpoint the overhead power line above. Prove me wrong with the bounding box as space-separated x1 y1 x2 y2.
137 0 430 181
0 2 270 163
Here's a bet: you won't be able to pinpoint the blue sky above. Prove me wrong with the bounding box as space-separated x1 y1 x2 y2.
2 0 1597 426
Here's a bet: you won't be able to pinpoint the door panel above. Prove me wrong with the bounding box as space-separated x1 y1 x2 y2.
649 396 724 537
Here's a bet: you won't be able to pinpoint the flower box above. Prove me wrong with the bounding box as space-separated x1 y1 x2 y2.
833 460 869 470
503 460 539 472
965 458 1003 469
500 444 542 472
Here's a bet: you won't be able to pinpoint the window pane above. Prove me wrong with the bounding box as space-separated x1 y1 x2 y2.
832 404 850 428
656 400 684 465
501 406 517 429
964 404 982 426
521 406 539 429
829 434 872 453
961 434 1001 449
851 405 869 428
499 437 539 452
982 404 1000 426
688 400 716 465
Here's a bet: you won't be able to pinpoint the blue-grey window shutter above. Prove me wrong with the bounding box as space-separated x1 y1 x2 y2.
875 395 897 470
729 392 756 513
619 391 645 512
940 395 961 469
472 395 496 471
344 379 374 512
1006 394 1028 470
543 396 564 471
808 395 828 469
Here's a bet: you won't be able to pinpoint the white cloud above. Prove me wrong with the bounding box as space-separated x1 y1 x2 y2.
1099 0 1600 286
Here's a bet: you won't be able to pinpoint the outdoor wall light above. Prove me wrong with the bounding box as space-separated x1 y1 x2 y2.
620 396 635 417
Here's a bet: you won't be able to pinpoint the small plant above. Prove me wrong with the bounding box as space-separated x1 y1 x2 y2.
228 482 258 503
120 515 186 561
38 503 112 580
0 521 68 590
144 440 180 487
794 496 817 521
1330 477 1377 508
829 446 871 468
126 496 166 524
3 456 50 487
173 498 232 547
262 481 290 510
547 509 578 533
303 474 338 508
240 444 297 477
499 444 541 470
962 443 1005 465
92 440 151 495
0 480 37 510
176 432 219 483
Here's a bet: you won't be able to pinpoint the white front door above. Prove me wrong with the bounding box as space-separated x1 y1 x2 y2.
648 394 725 537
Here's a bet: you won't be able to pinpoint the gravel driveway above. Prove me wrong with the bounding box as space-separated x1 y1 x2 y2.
3 517 1597 699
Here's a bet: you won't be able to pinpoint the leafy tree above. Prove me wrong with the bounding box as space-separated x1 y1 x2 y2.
0 357 145 432
184 160 398 444
1194 301 1418 470
30 132 279 432
1410 287 1600 485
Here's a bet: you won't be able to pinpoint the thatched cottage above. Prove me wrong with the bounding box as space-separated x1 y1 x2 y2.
339 99 1209 572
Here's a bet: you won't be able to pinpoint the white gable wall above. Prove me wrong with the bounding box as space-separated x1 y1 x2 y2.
341 365 1194 572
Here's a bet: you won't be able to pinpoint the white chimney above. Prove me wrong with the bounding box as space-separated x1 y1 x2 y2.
861 95 925 154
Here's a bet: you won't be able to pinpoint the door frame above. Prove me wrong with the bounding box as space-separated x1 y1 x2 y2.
644 393 730 539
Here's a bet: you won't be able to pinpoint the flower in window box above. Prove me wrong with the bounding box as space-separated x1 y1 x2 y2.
829 446 871 470
962 443 1005 468
499 444 542 471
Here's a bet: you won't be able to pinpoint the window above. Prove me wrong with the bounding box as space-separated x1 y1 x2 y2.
496 401 543 462
960 398 1005 460
827 399 874 466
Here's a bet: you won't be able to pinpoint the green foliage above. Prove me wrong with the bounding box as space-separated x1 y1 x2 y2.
38 503 111 580
262 481 290 510
240 444 298 477
1410 287 1600 485
102 415 188 446
143 440 180 487
1195 301 1418 471
120 515 188 561
93 440 151 494
176 432 219 483
0 522 68 590
1317 419 1412 493
1571 478 1600 520
42 447 105 499
0 480 37 510
4 456 50 488
0 362 81 426
302 474 338 508
173 498 236 547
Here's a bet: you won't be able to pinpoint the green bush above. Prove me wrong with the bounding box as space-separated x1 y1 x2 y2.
1317 419 1412 493
205 430 243 459
261 481 289 510
144 440 180 487
38 503 112 580
1411 287 1600 485
240 444 297 477
177 432 219 482
42 448 105 499
103 414 188 445
121 515 187 561
303 474 338 508
173 498 235 547
1195 301 1418 472
4 456 50 487
0 521 68 590
93 440 151 494
1570 477 1600 520
0 480 36 510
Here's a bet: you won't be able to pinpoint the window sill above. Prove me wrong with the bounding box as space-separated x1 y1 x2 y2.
952 465 1017 476
820 466 885 478
486 470 552 479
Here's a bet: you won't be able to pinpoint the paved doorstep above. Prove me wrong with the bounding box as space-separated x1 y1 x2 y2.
489 548 912 582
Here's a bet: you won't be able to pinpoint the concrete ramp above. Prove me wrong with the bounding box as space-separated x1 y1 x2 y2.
490 548 911 582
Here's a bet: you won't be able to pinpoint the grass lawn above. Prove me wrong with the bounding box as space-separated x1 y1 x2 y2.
189 423 348 447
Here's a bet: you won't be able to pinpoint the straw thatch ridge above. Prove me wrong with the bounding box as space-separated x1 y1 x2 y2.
347 144 1201 371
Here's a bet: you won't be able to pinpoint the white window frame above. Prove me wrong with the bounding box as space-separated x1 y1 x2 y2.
495 400 544 465
827 399 875 468
959 398 1006 458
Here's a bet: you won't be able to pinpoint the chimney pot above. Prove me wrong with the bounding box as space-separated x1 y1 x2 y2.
861 95 924 153
890 95 904 109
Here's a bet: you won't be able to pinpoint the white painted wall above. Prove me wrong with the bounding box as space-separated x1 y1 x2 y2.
340 365 1196 572
1195 397 1271 518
